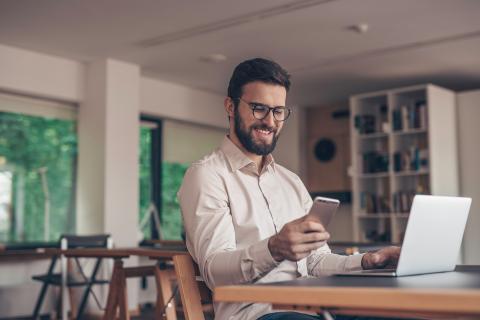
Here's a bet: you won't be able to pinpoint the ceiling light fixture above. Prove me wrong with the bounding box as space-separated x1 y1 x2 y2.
347 23 369 34
200 54 227 63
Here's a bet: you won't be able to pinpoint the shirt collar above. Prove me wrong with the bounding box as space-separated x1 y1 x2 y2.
220 135 276 173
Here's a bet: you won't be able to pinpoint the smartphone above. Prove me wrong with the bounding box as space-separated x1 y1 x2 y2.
305 196 340 229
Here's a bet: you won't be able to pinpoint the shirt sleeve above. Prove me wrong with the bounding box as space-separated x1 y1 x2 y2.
178 164 279 289
307 244 364 275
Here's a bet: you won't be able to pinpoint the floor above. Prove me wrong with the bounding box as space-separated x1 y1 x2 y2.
133 303 214 320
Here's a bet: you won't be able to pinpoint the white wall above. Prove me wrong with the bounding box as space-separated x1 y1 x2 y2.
141 77 226 129
163 120 226 164
457 89 480 264
0 44 85 102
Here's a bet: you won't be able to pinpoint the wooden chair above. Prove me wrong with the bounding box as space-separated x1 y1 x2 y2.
173 254 213 320
32 234 112 319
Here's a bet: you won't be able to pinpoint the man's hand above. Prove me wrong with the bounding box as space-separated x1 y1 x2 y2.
361 246 401 270
268 216 330 262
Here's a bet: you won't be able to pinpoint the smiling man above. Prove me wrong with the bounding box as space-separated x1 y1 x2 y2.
178 58 400 320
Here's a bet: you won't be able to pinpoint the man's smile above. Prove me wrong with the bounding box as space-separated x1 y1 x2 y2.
254 127 274 137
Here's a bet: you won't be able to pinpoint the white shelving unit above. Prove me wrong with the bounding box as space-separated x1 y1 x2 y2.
350 84 459 243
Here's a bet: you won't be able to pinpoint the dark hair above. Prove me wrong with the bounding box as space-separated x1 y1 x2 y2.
227 58 291 102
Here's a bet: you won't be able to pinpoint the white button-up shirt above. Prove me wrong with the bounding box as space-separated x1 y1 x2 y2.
178 136 363 320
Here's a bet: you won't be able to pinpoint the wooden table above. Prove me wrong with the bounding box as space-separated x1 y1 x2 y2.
0 242 58 262
60 246 188 320
0 245 188 320
214 265 480 319
0 248 58 262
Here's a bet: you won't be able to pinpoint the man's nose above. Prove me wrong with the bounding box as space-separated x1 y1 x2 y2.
262 110 276 127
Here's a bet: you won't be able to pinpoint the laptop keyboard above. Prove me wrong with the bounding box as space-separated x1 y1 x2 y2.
361 268 396 273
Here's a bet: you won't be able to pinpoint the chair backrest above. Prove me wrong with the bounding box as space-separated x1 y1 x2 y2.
173 254 212 320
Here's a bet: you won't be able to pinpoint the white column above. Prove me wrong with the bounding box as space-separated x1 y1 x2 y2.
76 59 140 312
77 59 139 247
457 89 480 264
103 59 140 247
76 59 108 234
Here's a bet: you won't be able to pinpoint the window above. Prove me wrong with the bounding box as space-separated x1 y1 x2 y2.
0 93 77 242
138 116 225 240
139 116 161 240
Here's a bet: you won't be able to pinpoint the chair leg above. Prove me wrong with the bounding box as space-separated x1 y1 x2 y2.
154 266 177 320
67 260 77 319
61 252 68 320
76 257 104 319
32 280 49 319
33 258 58 319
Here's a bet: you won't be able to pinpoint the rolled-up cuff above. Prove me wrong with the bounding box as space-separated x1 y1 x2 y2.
242 237 281 280
344 253 365 271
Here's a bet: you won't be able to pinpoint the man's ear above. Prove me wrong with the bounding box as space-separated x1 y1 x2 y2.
224 97 235 117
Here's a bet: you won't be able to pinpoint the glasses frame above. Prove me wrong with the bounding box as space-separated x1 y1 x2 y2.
236 98 291 122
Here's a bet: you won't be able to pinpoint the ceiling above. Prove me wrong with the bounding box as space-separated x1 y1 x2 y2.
1 0 480 106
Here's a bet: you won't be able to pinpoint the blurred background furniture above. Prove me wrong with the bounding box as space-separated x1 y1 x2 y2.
173 254 213 320
32 234 112 319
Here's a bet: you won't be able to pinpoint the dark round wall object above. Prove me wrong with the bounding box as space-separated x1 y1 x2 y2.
314 138 336 162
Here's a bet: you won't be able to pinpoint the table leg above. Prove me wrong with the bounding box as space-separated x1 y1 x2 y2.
103 259 122 320
117 266 130 320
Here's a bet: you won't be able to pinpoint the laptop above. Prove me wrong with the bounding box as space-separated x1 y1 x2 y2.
336 195 472 277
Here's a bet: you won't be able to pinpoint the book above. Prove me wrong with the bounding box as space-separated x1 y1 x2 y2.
393 147 427 172
362 151 389 173
392 101 428 132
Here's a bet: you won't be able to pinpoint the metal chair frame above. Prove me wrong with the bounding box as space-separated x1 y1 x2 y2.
32 234 113 319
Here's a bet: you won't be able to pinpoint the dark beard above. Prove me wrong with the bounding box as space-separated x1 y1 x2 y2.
234 109 279 156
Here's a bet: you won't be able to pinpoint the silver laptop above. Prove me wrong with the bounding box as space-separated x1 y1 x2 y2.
336 195 472 277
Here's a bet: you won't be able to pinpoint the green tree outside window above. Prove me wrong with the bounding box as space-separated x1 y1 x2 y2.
0 112 77 242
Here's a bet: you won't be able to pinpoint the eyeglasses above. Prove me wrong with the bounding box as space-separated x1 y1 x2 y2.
236 98 291 122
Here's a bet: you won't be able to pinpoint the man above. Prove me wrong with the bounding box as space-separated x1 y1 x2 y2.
178 58 400 320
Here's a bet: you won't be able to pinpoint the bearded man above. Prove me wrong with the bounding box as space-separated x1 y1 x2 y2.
178 58 399 320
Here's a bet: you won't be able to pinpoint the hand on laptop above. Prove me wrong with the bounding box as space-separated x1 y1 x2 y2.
361 246 401 270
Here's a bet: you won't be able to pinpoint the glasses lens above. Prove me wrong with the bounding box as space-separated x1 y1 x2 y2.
273 107 287 121
252 105 269 119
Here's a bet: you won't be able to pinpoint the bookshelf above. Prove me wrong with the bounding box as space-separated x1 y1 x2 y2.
350 84 459 243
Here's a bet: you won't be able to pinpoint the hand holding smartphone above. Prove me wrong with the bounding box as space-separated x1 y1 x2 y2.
305 196 340 229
